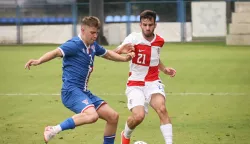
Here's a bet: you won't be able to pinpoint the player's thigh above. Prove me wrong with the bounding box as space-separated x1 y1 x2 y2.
61 89 94 114
126 86 148 112
150 93 170 121
88 92 118 122
72 106 97 119
150 93 166 111
96 104 119 122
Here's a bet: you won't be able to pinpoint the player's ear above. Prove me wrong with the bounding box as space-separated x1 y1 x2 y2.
81 25 85 32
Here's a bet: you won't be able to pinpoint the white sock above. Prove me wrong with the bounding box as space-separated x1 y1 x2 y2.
53 125 62 134
124 122 133 139
160 124 173 144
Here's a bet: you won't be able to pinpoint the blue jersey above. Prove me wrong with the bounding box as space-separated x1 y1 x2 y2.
59 35 107 91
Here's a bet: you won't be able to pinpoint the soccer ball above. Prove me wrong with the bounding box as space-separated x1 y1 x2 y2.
134 141 147 144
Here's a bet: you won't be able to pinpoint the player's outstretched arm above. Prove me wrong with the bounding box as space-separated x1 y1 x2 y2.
114 43 134 54
159 59 176 77
25 48 63 70
103 50 135 62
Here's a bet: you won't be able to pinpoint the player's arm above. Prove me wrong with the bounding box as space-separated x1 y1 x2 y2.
159 59 176 77
114 33 134 54
114 43 134 54
25 48 62 70
102 50 135 62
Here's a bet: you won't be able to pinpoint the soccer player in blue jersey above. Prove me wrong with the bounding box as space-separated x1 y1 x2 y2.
25 16 134 144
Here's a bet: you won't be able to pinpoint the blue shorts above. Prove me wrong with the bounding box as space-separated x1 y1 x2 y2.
61 88 106 114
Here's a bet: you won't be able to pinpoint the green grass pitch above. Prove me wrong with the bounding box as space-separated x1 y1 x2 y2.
0 42 250 144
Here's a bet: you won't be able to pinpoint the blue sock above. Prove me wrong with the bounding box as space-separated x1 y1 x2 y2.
103 134 116 144
59 117 76 131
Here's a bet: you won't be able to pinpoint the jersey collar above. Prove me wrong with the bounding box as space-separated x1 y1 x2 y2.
78 34 90 49
141 32 156 44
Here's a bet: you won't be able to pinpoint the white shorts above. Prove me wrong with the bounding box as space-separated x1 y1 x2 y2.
125 80 166 113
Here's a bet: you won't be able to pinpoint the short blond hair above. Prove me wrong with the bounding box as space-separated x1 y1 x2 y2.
81 16 101 29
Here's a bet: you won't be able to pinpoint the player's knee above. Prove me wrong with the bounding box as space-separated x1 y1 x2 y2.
89 112 99 123
107 111 119 124
133 113 145 123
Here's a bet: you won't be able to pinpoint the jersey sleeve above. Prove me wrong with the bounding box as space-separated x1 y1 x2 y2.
117 33 134 49
58 41 77 57
95 43 107 57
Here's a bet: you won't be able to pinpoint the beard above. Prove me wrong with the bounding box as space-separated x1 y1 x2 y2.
143 31 154 37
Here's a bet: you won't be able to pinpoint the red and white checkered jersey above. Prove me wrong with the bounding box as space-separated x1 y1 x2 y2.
119 32 165 86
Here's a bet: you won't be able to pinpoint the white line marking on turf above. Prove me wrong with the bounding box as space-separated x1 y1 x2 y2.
0 93 248 96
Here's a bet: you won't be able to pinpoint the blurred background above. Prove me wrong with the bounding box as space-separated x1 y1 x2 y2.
0 0 249 45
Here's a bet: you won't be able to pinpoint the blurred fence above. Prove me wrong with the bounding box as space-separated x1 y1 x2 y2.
0 0 248 44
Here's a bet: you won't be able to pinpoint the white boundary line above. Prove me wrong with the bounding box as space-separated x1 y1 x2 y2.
0 92 248 96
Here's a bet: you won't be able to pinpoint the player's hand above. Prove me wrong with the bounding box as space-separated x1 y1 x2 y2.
25 59 41 70
163 67 176 77
119 43 134 54
125 52 135 61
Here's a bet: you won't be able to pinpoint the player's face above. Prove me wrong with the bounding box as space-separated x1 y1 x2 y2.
81 25 99 45
140 18 156 38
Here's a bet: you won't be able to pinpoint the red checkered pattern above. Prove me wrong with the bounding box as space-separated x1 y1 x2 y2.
120 32 165 86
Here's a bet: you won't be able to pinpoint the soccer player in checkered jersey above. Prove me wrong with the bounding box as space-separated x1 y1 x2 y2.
25 16 134 144
115 10 176 144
